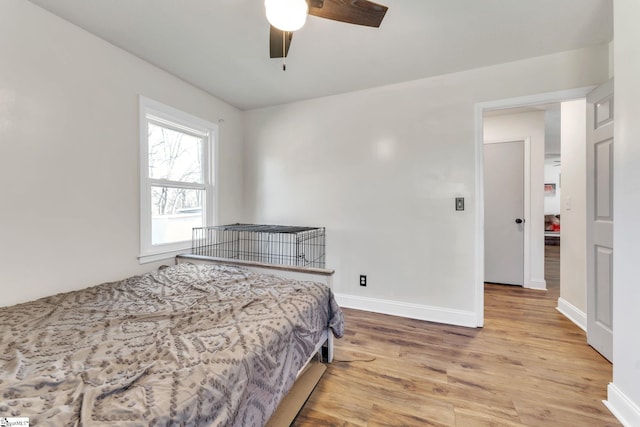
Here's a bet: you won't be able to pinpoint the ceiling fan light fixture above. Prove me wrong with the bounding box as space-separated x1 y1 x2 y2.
265 0 308 32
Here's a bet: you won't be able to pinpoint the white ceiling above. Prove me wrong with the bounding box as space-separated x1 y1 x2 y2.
27 0 613 110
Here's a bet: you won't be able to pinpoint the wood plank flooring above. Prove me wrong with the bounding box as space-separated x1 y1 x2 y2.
293 246 621 426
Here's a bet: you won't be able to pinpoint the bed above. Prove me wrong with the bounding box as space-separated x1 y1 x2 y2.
0 261 344 426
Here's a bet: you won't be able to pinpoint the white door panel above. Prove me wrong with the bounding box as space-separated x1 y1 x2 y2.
484 141 525 286
586 79 614 362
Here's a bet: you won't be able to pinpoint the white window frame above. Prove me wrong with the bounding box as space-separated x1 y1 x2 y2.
139 96 218 263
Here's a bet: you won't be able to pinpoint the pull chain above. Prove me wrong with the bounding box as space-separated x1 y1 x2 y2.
282 31 287 71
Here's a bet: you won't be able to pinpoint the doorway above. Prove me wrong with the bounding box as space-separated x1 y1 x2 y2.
473 87 593 326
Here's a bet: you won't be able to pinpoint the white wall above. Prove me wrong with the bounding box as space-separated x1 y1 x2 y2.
607 0 640 424
0 1 244 306
544 106 562 157
483 111 546 290
244 44 609 326
558 99 587 322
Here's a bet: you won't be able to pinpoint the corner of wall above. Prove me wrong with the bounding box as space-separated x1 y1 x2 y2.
556 297 587 331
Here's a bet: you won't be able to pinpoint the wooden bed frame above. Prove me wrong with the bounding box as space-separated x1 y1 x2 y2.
175 254 336 426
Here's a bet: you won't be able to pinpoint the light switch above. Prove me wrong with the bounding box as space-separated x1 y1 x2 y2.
564 197 572 211
455 197 465 211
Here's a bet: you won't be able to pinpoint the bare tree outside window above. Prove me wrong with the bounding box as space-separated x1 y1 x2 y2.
146 120 208 246
148 124 203 216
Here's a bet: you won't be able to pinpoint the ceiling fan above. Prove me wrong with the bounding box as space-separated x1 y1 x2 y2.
266 0 388 61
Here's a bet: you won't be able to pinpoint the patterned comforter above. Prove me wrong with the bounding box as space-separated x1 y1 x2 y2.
0 263 344 426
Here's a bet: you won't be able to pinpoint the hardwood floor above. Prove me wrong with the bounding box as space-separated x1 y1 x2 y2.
293 245 620 426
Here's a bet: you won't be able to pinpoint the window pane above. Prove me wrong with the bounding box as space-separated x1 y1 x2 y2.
151 186 204 245
148 122 204 183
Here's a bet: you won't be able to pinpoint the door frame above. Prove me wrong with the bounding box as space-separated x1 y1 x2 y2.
473 86 595 327
484 138 531 288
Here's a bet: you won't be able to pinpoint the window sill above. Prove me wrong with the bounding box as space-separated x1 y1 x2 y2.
138 248 190 264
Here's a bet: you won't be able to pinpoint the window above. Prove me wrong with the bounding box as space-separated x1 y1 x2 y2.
139 96 217 262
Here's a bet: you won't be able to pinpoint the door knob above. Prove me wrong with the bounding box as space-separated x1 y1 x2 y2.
515 218 524 224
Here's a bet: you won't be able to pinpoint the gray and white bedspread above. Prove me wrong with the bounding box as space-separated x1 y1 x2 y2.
0 263 344 426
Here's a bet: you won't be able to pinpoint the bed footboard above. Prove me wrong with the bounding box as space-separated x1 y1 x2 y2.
176 254 334 288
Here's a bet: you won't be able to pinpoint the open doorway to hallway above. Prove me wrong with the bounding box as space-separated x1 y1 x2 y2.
474 86 593 327
480 97 589 334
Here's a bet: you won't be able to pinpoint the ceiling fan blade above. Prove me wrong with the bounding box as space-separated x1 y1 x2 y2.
269 26 293 58
308 0 388 27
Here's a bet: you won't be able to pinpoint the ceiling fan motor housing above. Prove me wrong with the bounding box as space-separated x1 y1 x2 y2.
269 0 388 59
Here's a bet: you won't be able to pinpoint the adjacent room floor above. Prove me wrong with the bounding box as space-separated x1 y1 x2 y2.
293 245 620 426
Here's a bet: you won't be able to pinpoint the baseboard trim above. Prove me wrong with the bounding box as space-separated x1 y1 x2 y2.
334 293 478 328
604 382 640 427
556 297 587 331
528 279 547 290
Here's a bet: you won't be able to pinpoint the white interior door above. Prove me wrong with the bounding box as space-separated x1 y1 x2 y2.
586 79 614 362
484 141 525 286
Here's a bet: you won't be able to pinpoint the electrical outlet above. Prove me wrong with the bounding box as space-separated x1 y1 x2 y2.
359 275 367 287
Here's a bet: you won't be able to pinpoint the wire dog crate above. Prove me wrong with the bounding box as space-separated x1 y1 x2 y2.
191 224 326 268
